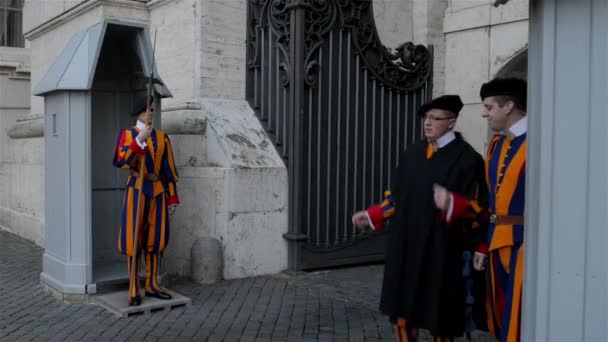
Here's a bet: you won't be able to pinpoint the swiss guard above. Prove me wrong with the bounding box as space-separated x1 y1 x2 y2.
112 96 180 306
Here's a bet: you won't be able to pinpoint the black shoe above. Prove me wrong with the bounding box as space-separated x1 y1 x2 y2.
129 295 141 306
145 291 172 300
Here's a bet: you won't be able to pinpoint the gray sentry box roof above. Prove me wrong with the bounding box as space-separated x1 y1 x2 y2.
36 21 172 298
33 21 171 97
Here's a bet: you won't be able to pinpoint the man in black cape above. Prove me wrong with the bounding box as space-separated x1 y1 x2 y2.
352 95 488 341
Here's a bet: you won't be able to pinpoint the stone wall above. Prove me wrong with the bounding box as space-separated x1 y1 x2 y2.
20 0 287 281
444 0 529 153
373 0 413 49
0 47 43 245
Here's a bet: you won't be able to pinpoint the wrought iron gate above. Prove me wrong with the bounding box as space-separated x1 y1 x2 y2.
246 0 433 270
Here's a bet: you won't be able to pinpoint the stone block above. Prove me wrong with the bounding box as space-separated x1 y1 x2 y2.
489 21 529 77
222 167 287 214
162 169 219 276
217 210 288 279
95 289 191 317
201 98 285 168
191 237 223 284
168 134 207 168
445 27 490 104
490 0 529 25
149 0 197 102
373 0 413 49
444 4 491 33
455 103 489 154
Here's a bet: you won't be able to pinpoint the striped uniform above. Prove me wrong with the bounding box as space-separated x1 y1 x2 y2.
113 126 179 296
451 133 526 342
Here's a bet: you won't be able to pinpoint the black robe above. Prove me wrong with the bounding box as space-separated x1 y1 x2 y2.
379 132 488 337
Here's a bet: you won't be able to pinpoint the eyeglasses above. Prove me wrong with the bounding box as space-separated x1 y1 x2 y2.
423 115 455 122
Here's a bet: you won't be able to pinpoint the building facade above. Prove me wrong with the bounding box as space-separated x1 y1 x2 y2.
1 0 530 282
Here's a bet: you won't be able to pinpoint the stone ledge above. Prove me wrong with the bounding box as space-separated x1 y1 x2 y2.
24 0 148 40
147 0 178 9
444 3 528 34
7 115 44 139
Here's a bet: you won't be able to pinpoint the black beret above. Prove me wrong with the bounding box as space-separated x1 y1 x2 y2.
131 96 154 117
417 95 464 117
480 77 527 101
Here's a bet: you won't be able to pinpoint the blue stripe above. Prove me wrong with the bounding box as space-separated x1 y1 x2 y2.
143 180 153 198
500 245 521 342
146 129 157 174
494 252 509 295
120 188 128 254
487 222 496 247
161 136 175 182
512 225 524 245
507 135 527 218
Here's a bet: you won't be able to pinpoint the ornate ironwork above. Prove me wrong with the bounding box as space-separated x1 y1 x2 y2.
247 0 432 91
245 0 433 270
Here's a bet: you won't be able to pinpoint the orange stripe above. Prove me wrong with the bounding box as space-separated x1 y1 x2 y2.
154 254 160 289
168 183 176 197
506 246 524 342
148 134 155 169
495 141 526 215
147 197 157 252
396 318 407 342
159 195 167 251
485 136 502 188
498 247 511 274
471 200 482 214
393 325 401 341
126 189 134 256
400 325 408 342
495 137 512 202
426 143 435 159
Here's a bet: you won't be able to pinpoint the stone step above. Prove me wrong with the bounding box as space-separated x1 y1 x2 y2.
95 289 192 318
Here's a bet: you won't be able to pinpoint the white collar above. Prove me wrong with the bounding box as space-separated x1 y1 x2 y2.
432 130 456 149
136 120 146 129
507 116 527 137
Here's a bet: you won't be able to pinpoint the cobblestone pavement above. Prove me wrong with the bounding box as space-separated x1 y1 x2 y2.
0 229 495 342
0 229 394 341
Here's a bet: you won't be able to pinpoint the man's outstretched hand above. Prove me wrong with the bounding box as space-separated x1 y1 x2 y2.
433 184 452 211
351 211 369 229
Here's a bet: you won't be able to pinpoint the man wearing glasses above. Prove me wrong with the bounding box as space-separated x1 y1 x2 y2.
352 95 489 341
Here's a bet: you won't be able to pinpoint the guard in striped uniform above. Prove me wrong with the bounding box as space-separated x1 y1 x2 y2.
113 97 180 305
352 95 489 341
435 78 527 342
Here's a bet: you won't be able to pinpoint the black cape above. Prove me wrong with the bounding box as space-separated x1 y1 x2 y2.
379 132 488 337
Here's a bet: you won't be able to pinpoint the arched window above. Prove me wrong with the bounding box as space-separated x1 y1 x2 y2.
0 0 24 48
495 47 528 80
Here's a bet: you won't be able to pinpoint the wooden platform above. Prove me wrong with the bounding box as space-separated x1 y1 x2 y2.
95 290 191 318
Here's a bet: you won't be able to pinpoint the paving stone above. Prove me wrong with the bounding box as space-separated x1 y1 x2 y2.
0 229 400 341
